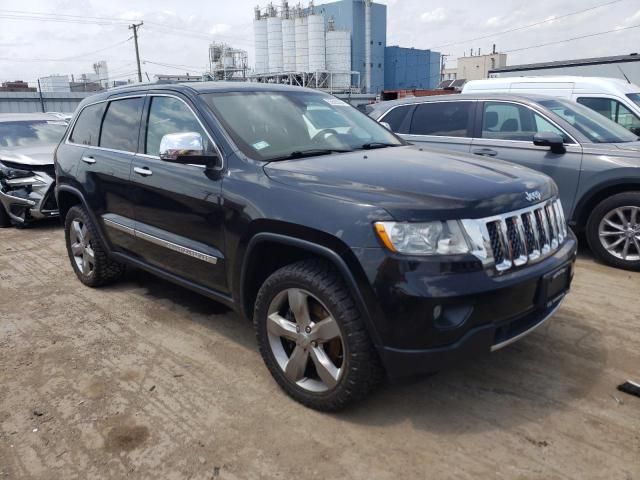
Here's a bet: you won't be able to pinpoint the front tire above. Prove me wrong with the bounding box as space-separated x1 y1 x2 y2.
64 205 125 286
254 259 382 411
586 192 640 271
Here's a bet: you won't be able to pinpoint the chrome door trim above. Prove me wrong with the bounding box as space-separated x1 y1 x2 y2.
103 217 135 236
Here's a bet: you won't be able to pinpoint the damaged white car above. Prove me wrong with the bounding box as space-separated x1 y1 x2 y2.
0 113 68 227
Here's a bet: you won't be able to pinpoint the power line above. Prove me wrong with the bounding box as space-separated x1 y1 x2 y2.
432 0 626 49
0 9 133 24
502 23 640 53
0 14 129 26
0 37 132 63
143 60 206 72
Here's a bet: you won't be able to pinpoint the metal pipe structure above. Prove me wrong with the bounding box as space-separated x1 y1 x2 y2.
364 0 372 93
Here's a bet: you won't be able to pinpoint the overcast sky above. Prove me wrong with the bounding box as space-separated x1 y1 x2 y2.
1 0 639 85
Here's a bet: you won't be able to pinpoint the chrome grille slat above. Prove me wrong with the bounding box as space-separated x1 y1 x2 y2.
466 199 567 274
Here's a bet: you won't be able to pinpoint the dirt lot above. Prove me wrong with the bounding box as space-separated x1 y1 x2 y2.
0 221 639 480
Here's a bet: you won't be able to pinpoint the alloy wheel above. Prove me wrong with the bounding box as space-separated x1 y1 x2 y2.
70 219 95 276
266 288 345 393
598 206 640 261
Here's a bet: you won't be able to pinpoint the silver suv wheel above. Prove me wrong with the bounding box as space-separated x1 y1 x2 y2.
598 206 640 261
266 288 344 393
70 219 95 277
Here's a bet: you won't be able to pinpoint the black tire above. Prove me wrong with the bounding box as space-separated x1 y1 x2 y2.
254 259 383 411
0 203 11 228
586 192 640 271
64 205 125 287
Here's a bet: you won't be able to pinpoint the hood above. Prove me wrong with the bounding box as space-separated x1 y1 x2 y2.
264 146 556 222
0 143 57 166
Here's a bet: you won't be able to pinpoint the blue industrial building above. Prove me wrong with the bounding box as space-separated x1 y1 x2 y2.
316 0 387 93
384 46 441 90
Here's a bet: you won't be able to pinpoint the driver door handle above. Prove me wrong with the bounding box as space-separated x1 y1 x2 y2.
472 148 498 157
82 155 96 164
133 166 153 177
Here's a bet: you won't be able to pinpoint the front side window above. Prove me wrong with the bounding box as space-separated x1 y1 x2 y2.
99 97 143 152
481 102 567 142
0 120 67 148
69 103 106 146
577 97 640 135
380 105 412 134
145 96 213 156
540 98 638 143
410 101 473 137
201 91 403 161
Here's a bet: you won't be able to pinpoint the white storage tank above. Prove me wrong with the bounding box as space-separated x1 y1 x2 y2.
326 30 351 90
307 13 325 72
267 15 283 73
253 18 268 74
282 17 296 72
294 16 309 72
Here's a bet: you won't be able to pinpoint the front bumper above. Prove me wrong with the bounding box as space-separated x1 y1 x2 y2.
353 232 578 378
0 172 58 224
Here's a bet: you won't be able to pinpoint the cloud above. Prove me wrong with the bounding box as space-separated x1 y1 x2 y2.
624 9 640 24
420 7 446 23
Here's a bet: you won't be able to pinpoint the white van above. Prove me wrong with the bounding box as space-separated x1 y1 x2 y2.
462 76 640 135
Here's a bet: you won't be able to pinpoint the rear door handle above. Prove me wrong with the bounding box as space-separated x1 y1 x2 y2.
472 148 498 157
82 155 96 164
133 166 153 177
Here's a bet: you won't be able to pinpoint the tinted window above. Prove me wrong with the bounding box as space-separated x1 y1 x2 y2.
481 102 567 142
99 98 143 152
380 105 412 133
69 103 105 146
410 102 472 137
577 97 640 135
0 121 67 148
145 96 213 156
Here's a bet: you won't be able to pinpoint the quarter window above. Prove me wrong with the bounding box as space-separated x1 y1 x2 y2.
481 102 567 142
409 102 473 137
577 97 640 135
145 96 213 156
69 103 106 146
380 105 413 134
99 97 143 152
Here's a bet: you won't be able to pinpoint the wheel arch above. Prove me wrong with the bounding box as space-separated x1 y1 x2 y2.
572 179 640 230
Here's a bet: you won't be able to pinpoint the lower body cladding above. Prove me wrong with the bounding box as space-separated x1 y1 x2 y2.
354 232 578 378
0 170 58 225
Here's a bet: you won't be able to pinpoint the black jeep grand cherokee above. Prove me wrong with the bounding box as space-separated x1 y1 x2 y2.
55 83 577 411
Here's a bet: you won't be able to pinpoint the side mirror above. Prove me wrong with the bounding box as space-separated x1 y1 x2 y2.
379 121 392 131
159 132 220 168
533 132 566 154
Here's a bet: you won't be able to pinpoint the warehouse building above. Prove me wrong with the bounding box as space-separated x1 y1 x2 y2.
489 53 640 85
252 0 440 93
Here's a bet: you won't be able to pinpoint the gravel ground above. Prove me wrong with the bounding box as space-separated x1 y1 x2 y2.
1 221 639 480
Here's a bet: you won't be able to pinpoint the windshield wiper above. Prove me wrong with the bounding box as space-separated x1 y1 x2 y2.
359 142 399 150
268 148 352 161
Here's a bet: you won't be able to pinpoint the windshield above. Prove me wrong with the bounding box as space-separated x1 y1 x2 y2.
539 98 638 143
0 120 68 148
201 91 404 161
627 93 640 109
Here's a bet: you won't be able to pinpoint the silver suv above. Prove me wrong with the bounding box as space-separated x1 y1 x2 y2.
368 93 640 270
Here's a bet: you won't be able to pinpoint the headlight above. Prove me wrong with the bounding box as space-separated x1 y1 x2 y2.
374 220 471 255
4 175 46 187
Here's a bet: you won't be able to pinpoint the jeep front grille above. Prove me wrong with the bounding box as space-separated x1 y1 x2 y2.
462 199 568 273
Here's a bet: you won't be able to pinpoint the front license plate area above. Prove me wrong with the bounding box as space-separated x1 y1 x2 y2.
538 265 571 309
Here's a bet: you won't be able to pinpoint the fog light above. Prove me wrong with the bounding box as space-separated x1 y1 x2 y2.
433 305 442 321
433 304 473 330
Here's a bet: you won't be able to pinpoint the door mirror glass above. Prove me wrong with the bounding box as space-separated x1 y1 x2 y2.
533 132 566 154
159 132 219 167
379 121 392 131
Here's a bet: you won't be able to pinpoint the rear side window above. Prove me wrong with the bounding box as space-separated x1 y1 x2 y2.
99 97 144 152
69 103 106 146
380 105 412 133
410 102 473 137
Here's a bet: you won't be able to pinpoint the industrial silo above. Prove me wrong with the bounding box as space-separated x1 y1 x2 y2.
253 8 268 74
282 16 296 72
267 11 283 73
294 15 309 72
307 13 325 72
326 29 351 90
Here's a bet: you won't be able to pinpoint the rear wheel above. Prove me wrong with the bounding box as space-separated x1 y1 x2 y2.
586 192 640 271
254 259 382 411
64 205 126 286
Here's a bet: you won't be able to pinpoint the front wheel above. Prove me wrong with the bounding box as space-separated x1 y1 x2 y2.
586 192 640 270
254 259 382 411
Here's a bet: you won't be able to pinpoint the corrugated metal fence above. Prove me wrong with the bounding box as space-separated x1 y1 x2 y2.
0 92 94 114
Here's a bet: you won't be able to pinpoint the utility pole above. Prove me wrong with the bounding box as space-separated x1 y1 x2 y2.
36 79 45 112
129 22 143 83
